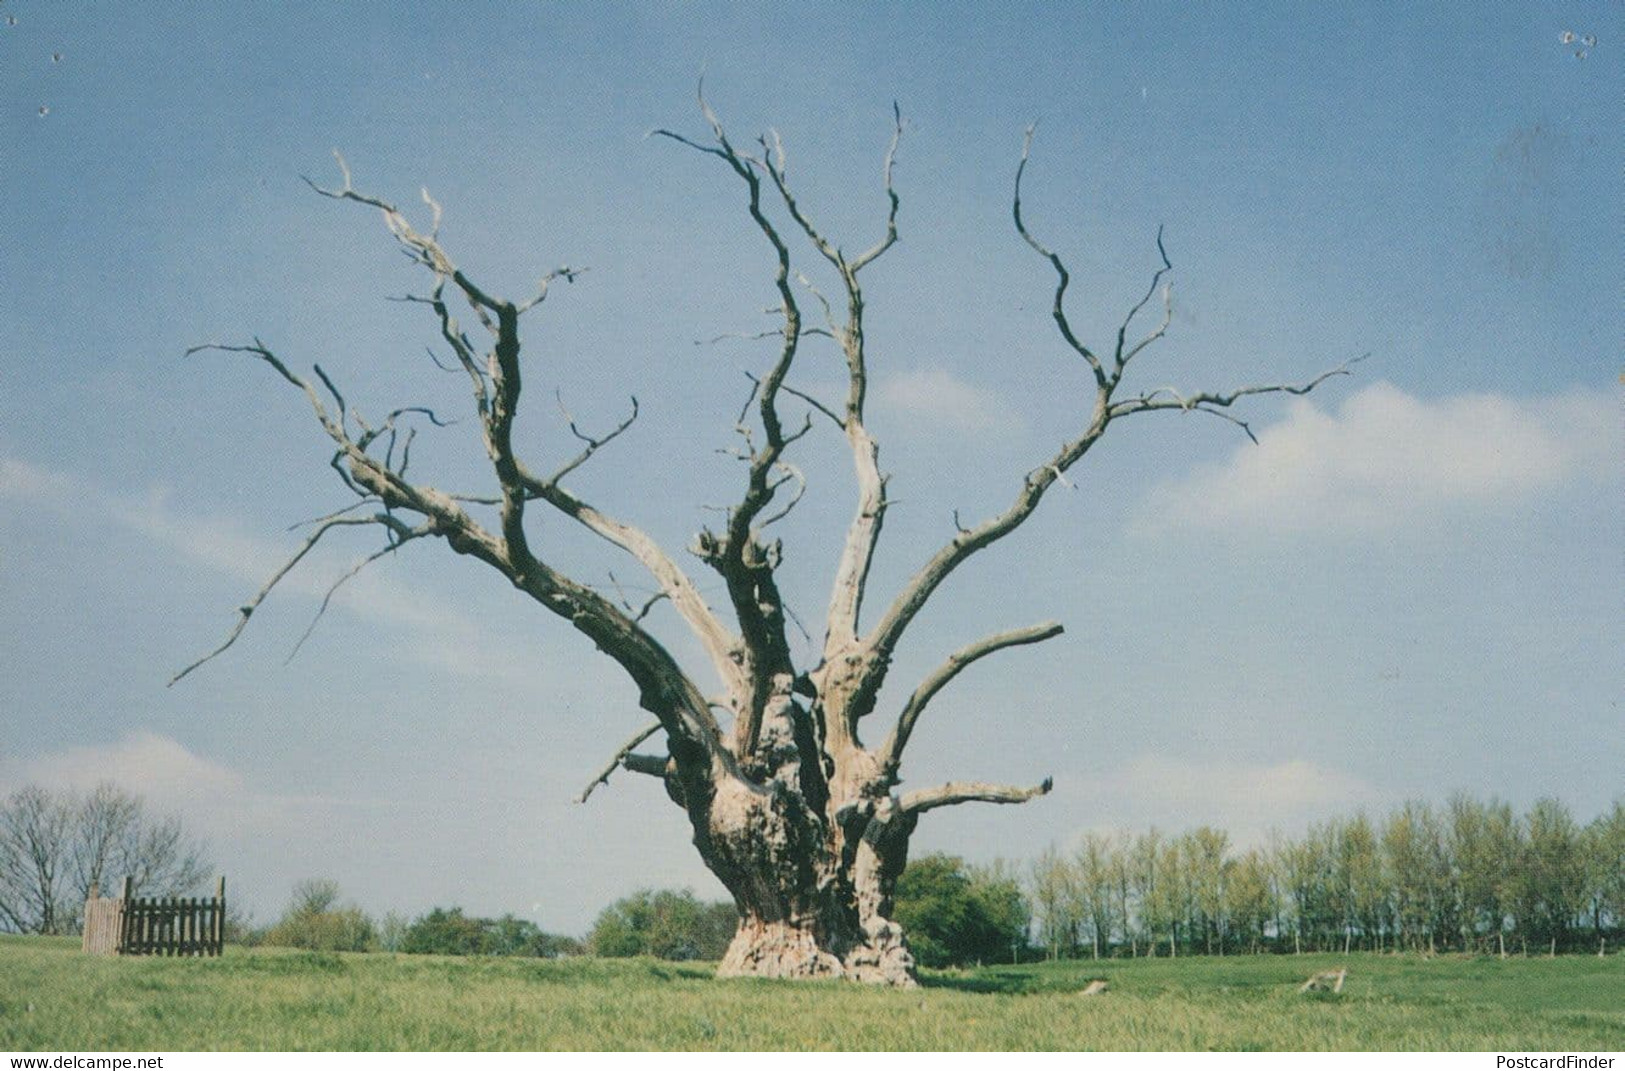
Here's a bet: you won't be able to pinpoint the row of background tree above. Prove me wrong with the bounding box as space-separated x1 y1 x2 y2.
5 784 1620 963
0 781 1022 965
1029 796 1625 959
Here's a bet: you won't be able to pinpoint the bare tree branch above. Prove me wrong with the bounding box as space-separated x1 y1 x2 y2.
168 515 386 686
877 621 1064 780
576 720 665 803
1109 355 1367 425
1012 126 1108 389
284 521 434 663
657 91 814 761
517 265 586 315
856 138 1354 722
305 157 753 727
900 777 1054 817
286 499 378 531
849 102 905 273
781 381 847 431
547 392 640 485
183 335 731 765
1113 228 1173 378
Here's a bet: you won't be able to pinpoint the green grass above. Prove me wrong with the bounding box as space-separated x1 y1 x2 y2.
1 936 1621 1050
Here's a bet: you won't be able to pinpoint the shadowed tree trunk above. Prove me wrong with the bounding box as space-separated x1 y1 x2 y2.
173 94 1350 985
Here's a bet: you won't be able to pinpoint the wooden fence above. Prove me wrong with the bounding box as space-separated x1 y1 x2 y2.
82 875 226 957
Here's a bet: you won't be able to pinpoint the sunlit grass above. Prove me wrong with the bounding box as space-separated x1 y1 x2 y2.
1 936 1620 1050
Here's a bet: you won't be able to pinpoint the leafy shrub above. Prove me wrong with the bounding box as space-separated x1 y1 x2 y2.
893 853 1029 968
401 907 580 957
588 889 737 961
260 879 376 952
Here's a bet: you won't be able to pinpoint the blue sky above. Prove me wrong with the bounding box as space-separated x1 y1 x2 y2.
2 3 1619 935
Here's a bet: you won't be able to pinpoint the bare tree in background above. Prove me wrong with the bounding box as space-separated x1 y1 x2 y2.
0 783 209 935
70 782 210 909
177 97 1350 984
0 786 72 935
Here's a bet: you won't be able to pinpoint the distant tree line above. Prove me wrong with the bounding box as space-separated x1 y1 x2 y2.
11 783 1616 965
1027 796 1625 959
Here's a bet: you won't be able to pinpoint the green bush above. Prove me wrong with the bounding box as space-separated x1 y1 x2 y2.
893 853 1029 968
588 889 737 960
260 879 376 953
401 907 580 957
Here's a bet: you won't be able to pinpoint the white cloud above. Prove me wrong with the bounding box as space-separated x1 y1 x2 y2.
1067 754 1384 847
5 732 245 822
875 367 1025 434
0 456 80 499
1136 382 1616 534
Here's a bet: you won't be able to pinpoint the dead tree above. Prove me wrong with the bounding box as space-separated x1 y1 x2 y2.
176 97 1351 985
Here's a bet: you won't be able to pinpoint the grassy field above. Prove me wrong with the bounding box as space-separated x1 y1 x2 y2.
1 936 1621 1051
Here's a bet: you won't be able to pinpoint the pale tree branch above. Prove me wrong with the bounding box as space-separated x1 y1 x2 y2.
795 270 840 340
741 371 845 432
168 515 392 686
699 327 785 346
576 720 665 803
548 392 640 485
183 336 731 769
857 135 1353 717
849 102 905 273
782 382 847 431
759 460 808 529
900 777 1054 817
186 341 347 446
770 118 906 665
517 266 586 315
657 90 816 760
286 499 377 531
606 570 670 623
877 621 1064 780
284 521 435 663
1109 355 1366 425
861 403 1109 700
306 155 752 721
1113 228 1173 378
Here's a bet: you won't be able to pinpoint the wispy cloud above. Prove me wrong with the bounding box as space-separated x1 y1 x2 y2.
2 732 245 825
1 456 81 499
1135 382 1615 535
1066 754 1385 847
875 368 1026 434
0 454 518 683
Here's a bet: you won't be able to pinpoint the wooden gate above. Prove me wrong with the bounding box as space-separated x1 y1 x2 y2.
82 875 226 957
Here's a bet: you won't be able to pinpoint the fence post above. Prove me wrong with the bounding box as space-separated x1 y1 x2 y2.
216 875 227 955
119 876 134 954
